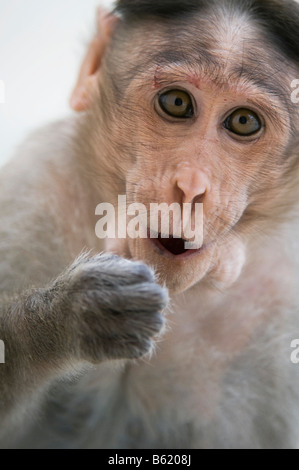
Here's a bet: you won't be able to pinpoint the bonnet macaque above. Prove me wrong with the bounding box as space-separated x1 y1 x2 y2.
0 0 299 449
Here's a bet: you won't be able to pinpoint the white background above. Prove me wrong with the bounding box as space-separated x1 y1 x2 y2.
0 0 113 166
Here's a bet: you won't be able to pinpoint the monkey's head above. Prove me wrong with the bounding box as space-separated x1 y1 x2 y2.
72 0 299 294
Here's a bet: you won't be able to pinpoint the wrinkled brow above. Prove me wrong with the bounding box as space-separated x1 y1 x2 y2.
127 49 291 112
230 64 291 104
108 44 293 124
149 50 289 99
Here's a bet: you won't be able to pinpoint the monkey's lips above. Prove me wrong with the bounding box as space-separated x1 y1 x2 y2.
148 232 204 259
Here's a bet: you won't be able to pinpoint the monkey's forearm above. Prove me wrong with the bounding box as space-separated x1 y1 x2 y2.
0 286 80 423
0 253 167 424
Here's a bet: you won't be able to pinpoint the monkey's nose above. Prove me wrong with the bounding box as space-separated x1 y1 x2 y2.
175 169 210 205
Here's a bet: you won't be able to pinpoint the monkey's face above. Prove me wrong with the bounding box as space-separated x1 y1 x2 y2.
99 13 298 294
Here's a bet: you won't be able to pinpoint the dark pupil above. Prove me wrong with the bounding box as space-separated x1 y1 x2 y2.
239 116 247 125
175 98 183 107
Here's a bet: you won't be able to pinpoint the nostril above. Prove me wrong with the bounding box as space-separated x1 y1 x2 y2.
175 168 210 206
176 182 207 205
193 193 206 205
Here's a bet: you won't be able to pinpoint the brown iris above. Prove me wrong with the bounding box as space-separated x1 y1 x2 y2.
225 108 262 136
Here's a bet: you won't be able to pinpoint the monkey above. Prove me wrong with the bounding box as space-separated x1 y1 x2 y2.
0 0 298 449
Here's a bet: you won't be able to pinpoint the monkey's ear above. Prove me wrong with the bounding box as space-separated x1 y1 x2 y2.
70 8 118 112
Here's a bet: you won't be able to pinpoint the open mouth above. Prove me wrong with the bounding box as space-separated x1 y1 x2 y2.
149 233 203 259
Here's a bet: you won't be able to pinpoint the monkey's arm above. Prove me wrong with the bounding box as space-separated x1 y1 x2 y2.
0 253 167 436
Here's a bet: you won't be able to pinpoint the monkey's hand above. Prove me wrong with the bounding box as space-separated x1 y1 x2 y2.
0 254 168 427
54 253 169 363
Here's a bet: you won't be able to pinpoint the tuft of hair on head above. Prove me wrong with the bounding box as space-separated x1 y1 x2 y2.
114 0 299 65
114 0 208 19
249 0 299 65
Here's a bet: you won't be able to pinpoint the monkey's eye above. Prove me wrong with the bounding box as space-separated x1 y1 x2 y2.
224 108 262 136
158 90 194 119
